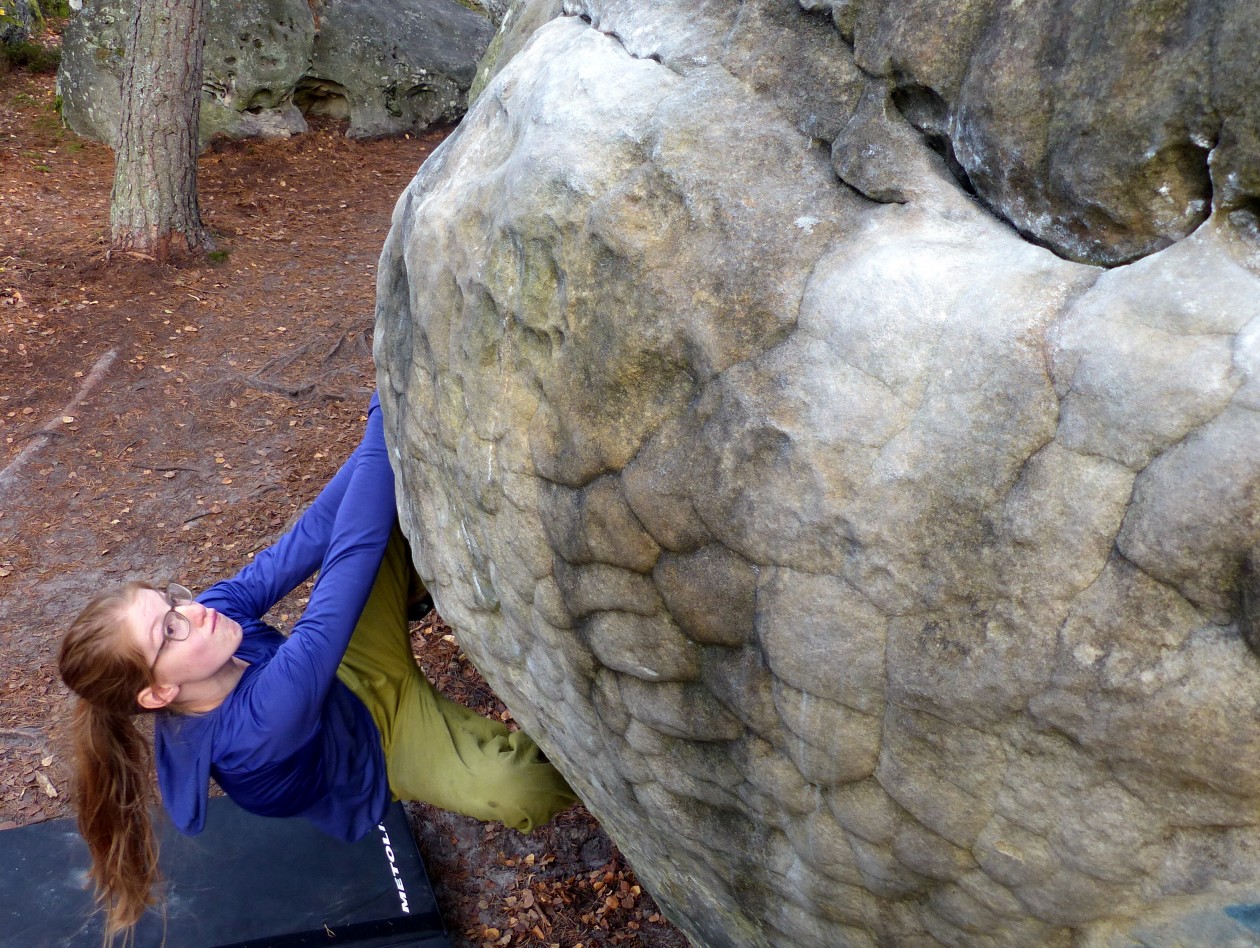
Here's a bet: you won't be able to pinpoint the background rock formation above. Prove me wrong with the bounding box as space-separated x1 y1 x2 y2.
466 0 512 24
58 0 491 145
375 1 1260 944
1 0 37 45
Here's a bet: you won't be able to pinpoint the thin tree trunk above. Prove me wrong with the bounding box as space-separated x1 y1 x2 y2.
109 0 213 261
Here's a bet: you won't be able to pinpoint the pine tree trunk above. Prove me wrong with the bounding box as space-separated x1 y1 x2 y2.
109 0 213 261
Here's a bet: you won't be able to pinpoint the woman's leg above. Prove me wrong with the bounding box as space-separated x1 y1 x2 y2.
336 527 577 832
385 666 578 833
335 527 420 720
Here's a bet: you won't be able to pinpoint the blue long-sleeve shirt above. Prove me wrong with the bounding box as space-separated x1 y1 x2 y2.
155 393 396 841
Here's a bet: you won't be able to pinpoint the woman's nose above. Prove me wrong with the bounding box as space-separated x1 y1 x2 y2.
178 600 208 623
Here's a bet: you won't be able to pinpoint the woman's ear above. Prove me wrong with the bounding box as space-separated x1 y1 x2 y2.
137 682 180 710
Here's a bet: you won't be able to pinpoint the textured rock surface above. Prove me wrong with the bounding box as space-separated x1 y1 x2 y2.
57 0 489 146
804 0 1260 266
468 0 563 103
307 0 492 139
375 1 1260 945
59 0 315 147
0 0 35 45
466 0 512 25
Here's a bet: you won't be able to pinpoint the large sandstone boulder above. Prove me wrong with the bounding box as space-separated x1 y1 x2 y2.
375 1 1260 945
57 0 490 146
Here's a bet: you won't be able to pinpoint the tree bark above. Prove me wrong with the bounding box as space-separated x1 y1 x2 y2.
109 0 213 261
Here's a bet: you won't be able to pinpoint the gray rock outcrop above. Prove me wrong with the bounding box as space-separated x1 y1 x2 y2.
0 0 35 45
57 0 490 146
305 0 492 139
374 1 1260 945
59 0 314 146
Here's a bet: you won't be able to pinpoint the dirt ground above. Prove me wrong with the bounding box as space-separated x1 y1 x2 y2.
0 48 689 948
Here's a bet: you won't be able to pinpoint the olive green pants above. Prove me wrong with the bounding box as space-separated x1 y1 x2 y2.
335 528 577 832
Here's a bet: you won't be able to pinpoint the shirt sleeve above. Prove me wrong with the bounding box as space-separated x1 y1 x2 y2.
220 395 398 763
197 392 383 625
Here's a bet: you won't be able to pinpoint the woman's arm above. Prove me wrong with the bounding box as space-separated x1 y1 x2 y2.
224 397 398 760
198 393 384 623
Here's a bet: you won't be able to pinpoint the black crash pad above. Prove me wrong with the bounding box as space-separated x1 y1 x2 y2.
0 798 451 948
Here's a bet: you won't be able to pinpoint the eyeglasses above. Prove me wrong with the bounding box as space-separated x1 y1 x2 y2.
153 582 195 665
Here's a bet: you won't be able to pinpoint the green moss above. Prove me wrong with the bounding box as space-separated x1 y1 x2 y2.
468 26 505 105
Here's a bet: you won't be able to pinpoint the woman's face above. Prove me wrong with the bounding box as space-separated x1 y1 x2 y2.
123 587 243 695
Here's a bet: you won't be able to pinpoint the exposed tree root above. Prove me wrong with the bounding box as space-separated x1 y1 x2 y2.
0 348 117 494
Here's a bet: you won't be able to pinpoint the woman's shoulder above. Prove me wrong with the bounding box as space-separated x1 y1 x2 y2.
235 619 286 663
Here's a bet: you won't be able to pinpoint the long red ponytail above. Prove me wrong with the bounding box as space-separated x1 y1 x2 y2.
58 583 163 938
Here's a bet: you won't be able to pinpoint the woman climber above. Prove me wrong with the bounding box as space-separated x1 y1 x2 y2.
58 391 577 938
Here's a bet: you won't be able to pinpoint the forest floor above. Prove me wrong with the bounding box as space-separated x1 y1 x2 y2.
0 44 689 948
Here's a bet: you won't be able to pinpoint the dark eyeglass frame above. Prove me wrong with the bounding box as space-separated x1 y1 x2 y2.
153 582 195 666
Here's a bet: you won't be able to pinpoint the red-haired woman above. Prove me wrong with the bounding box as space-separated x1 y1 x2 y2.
59 392 576 938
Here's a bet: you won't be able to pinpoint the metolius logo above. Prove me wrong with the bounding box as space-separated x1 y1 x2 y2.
378 823 410 913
